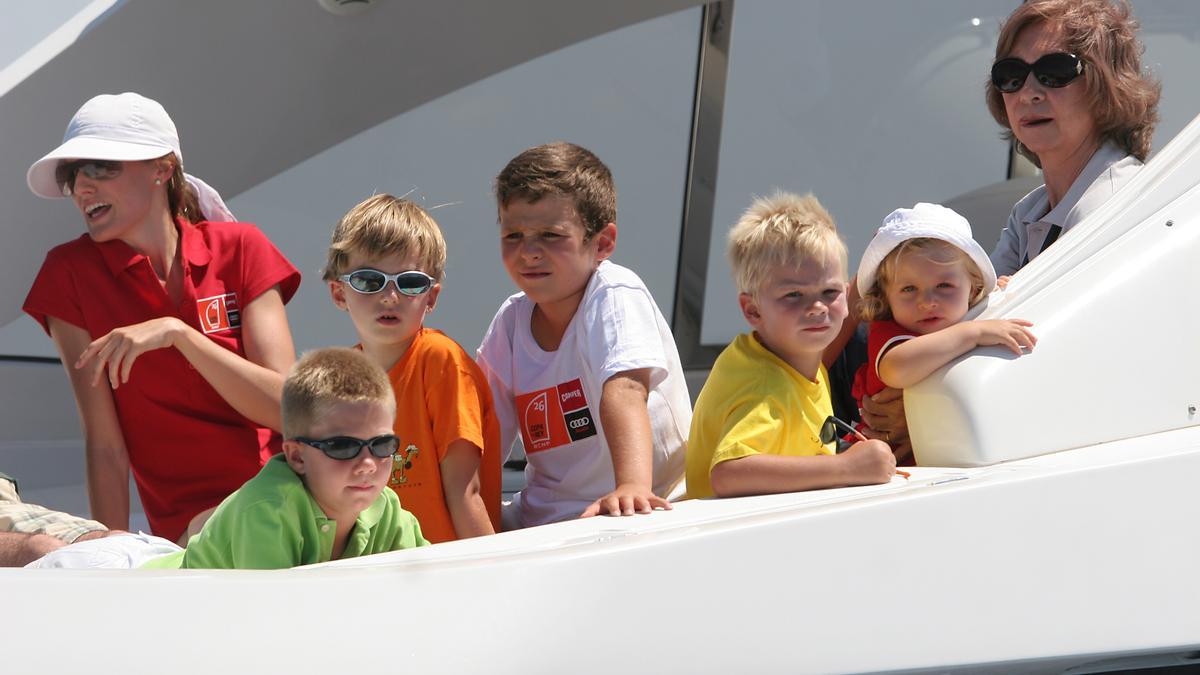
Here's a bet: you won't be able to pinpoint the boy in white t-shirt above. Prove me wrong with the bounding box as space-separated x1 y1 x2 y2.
477 142 691 529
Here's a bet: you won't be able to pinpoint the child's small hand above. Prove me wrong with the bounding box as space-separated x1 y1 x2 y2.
996 275 1012 290
838 439 895 486
973 319 1036 355
580 483 671 518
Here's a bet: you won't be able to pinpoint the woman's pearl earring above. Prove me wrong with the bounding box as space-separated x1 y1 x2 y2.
154 179 162 185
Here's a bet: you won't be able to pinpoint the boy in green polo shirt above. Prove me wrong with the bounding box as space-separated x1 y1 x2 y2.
31 347 428 569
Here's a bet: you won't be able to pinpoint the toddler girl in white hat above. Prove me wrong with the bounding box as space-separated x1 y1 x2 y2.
851 203 1036 462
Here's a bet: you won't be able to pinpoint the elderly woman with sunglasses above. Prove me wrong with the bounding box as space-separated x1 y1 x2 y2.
830 0 1161 462
987 0 1160 281
22 93 300 545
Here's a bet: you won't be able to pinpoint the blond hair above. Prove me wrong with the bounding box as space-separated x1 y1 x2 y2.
859 238 988 322
281 348 396 439
727 192 847 295
322 194 447 282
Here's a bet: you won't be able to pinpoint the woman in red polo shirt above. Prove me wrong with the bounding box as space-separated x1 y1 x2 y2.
22 93 301 544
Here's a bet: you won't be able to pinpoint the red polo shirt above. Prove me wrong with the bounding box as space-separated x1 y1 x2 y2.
23 219 300 542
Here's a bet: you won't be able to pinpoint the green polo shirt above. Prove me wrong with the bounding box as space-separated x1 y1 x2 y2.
142 455 427 569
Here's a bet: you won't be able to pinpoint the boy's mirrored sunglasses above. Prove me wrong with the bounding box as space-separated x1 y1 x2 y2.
991 53 1083 94
293 434 401 461
339 269 435 296
55 159 123 197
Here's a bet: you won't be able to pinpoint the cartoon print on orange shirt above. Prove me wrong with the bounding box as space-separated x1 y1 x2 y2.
514 378 598 453
197 292 240 334
389 443 420 487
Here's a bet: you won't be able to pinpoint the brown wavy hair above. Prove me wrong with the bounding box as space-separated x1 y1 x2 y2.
985 0 1160 167
162 153 203 222
494 142 615 239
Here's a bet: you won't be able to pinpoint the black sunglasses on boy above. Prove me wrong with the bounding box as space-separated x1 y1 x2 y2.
293 434 401 461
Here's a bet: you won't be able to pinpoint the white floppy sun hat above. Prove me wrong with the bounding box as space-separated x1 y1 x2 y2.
856 202 997 297
27 92 181 199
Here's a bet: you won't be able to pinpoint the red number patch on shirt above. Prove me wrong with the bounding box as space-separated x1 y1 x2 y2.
515 378 597 453
196 293 241 334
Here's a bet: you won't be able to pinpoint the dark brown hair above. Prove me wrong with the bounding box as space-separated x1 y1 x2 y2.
985 0 1160 166
493 142 616 238
163 153 203 222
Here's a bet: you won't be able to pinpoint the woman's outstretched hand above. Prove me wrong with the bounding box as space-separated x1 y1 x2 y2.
76 317 188 389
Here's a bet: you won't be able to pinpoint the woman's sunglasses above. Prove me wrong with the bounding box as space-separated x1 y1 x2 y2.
293 434 401 461
55 159 124 197
991 52 1084 94
339 269 435 296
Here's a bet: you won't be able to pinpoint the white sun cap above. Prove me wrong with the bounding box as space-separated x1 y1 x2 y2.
856 202 997 297
27 92 181 199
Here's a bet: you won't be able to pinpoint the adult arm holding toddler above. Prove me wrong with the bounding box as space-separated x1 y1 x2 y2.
822 278 913 460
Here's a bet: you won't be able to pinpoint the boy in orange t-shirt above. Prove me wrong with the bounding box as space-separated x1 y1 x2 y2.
323 195 501 542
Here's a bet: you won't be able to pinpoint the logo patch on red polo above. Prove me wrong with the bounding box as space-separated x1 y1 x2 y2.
197 293 241 334
515 378 598 453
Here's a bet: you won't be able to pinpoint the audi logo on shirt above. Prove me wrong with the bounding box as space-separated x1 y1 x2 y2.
515 378 598 452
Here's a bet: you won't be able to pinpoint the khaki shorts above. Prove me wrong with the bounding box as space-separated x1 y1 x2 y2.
0 474 107 544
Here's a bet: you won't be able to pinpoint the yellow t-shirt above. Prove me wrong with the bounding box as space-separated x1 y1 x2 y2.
686 333 834 499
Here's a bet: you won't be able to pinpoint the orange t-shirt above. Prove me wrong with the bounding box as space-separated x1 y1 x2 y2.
384 328 501 543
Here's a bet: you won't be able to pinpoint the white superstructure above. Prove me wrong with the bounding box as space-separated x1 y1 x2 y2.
2 3 1199 673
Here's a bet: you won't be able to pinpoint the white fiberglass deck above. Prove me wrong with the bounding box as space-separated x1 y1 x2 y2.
5 429 1200 674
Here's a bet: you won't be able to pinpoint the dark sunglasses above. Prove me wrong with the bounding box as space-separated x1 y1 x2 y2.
991 52 1083 94
293 434 401 461
339 269 435 296
55 160 123 197
819 415 862 448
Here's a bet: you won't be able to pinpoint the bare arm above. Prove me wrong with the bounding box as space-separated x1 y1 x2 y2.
76 286 295 431
580 369 670 517
0 533 64 567
440 439 495 538
709 439 895 498
49 317 131 530
176 286 294 430
878 319 1036 389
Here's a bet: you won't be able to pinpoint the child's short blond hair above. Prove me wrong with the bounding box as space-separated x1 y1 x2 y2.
281 348 396 439
727 192 847 295
859 238 989 322
322 194 447 282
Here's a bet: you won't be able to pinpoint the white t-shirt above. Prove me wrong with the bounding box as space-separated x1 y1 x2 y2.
477 261 690 528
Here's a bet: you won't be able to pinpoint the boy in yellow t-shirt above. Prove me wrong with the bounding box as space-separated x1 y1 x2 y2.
324 195 501 543
686 193 895 499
